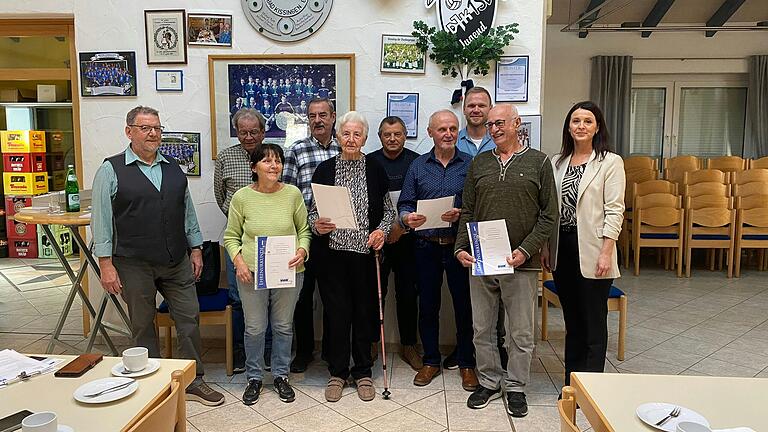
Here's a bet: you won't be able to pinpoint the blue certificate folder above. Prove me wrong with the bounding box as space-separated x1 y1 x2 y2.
255 235 296 289
468 220 514 276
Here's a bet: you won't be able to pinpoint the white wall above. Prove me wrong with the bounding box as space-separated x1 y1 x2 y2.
542 24 768 155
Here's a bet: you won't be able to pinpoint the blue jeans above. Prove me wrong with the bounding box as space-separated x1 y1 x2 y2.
226 252 272 353
415 238 475 368
237 272 303 381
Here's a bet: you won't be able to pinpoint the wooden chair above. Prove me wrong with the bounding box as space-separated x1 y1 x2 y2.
684 182 730 198
708 156 747 173
733 182 764 197
633 179 677 199
750 156 768 169
683 169 728 185
540 272 627 361
624 156 658 171
734 195 768 277
734 207 768 277
620 169 659 268
665 155 700 172
558 386 580 432
156 289 233 376
127 370 185 432
633 193 684 276
731 169 768 186
684 196 736 278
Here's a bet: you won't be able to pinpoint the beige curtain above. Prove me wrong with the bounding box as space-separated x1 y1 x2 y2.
590 56 633 156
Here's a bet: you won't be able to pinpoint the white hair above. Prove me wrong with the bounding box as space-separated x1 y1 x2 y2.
337 111 369 137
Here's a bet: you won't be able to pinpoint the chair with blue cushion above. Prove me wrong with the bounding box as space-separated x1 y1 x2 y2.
155 288 233 375
633 192 684 276
540 272 627 361
684 195 735 278
734 197 768 277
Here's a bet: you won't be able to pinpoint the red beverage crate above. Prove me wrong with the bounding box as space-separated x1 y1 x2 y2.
4 196 32 216
6 218 36 240
9 238 38 258
2 153 47 173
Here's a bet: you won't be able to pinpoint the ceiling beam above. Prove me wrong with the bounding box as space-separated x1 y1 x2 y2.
578 0 606 38
705 0 746 37
641 0 676 38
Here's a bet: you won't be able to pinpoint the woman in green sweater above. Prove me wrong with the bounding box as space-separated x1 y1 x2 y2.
223 143 311 406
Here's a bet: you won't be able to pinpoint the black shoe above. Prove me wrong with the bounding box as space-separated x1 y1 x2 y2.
264 350 272 372
242 379 262 405
290 355 311 373
274 377 295 403
442 350 458 370
233 349 246 374
467 385 501 409
506 392 528 417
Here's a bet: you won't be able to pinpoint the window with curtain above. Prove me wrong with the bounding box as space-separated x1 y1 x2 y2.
677 88 747 157
630 88 665 157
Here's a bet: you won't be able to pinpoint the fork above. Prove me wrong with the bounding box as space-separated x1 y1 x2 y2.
84 381 133 398
655 406 681 427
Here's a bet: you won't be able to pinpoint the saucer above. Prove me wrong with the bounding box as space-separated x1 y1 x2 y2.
636 402 710 432
73 377 138 404
59 426 74 432
111 358 160 378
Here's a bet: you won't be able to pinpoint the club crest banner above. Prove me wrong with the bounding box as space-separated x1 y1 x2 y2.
424 0 498 47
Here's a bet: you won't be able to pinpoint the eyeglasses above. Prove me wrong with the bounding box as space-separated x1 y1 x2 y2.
484 120 506 130
129 124 165 134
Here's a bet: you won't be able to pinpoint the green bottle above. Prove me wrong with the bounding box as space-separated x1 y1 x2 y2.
65 164 80 212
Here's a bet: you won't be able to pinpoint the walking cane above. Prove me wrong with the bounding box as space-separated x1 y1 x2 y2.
374 250 391 399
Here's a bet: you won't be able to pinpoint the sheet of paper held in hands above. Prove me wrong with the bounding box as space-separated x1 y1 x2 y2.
310 183 358 230
255 235 296 289
468 220 514 276
388 190 401 209
414 196 454 231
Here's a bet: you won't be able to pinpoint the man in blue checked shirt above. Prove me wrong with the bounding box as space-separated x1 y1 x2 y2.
91 106 225 407
398 109 479 393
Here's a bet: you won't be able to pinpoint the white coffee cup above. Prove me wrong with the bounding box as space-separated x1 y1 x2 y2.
21 412 57 432
677 422 713 432
122 346 149 372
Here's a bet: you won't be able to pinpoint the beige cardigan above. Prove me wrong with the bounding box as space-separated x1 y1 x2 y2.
549 151 626 279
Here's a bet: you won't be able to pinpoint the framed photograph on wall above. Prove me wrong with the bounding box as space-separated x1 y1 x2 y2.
79 51 137 97
518 115 541 150
380 35 426 74
386 92 419 138
209 54 355 157
155 70 183 91
161 131 201 176
495 56 529 102
188 13 232 47
144 9 187 65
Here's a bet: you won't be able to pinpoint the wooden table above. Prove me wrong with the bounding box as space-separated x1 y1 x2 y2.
0 355 195 432
572 372 768 431
14 209 131 355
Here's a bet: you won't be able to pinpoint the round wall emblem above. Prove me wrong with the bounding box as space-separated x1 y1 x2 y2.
154 26 179 50
242 0 333 42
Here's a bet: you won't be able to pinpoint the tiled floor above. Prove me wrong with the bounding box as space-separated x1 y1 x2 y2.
1 256 768 431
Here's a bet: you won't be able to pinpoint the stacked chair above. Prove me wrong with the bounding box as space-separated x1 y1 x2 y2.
732 169 768 277
632 192 684 276
620 165 658 268
663 155 701 190
708 155 748 173
750 156 768 169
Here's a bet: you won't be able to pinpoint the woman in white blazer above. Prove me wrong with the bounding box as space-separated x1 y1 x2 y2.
541 101 625 387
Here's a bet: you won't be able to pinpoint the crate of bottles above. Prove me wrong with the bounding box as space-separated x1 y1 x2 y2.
38 224 72 258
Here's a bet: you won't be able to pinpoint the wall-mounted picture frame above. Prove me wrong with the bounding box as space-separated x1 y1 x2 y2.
518 115 541 150
79 51 137 97
380 34 426 74
161 131 201 176
144 9 188 65
386 92 419 139
155 70 183 92
495 55 529 102
188 13 232 47
209 54 355 157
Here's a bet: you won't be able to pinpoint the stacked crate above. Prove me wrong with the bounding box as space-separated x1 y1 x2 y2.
1 131 48 258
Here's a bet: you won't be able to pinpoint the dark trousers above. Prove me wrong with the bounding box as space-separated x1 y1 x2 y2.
415 239 474 368
376 234 418 345
553 229 612 386
317 249 377 379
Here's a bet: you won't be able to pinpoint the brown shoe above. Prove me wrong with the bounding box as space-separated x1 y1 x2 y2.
413 365 441 386
460 368 479 392
400 345 423 371
355 377 376 401
325 377 345 402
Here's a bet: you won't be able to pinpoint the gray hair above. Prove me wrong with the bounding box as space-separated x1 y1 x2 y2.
231 108 266 131
126 106 159 125
308 97 335 113
337 111 369 137
428 109 459 128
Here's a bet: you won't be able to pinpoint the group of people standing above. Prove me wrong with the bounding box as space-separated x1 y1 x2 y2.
91 89 625 417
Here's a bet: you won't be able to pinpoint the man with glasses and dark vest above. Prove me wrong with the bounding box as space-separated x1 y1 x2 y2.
92 106 225 407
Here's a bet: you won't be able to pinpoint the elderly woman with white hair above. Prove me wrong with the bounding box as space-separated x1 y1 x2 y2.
308 111 395 403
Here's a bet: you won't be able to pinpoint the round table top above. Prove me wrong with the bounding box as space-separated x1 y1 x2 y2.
14 209 91 226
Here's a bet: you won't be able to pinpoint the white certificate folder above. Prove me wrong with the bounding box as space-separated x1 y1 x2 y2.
468 220 514 276
255 235 296 289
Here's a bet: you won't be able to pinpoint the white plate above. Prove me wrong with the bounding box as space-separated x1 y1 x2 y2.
111 358 160 378
73 377 138 404
59 426 74 432
636 402 710 432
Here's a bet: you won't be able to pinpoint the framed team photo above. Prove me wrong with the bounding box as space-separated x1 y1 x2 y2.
380 34 426 74
144 9 187 65
209 54 355 157
79 51 138 97
187 13 232 47
518 115 541 150
161 131 201 176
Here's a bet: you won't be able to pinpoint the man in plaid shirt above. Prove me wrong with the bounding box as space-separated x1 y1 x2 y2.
282 97 341 372
214 108 266 373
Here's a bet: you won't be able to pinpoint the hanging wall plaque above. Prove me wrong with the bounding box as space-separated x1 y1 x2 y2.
242 0 333 42
425 0 497 47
